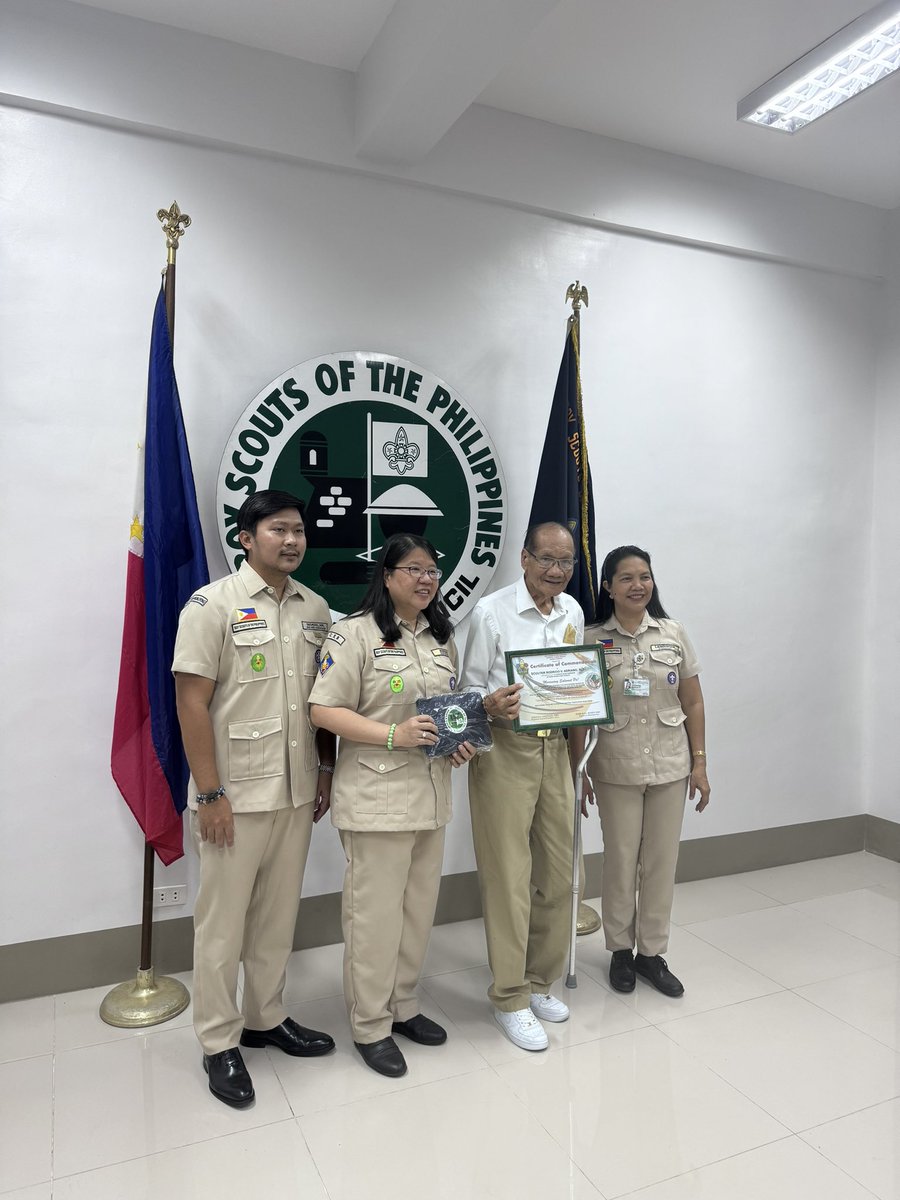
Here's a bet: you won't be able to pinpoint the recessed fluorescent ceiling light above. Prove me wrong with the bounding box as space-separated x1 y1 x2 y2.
738 0 900 132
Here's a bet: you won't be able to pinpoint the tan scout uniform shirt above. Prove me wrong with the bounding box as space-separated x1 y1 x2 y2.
172 561 329 813
585 614 700 787
309 611 458 832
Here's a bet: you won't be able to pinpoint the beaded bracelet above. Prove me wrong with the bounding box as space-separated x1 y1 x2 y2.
387 722 397 751
318 763 335 774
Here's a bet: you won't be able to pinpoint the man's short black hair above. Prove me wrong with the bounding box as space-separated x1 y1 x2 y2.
237 490 306 537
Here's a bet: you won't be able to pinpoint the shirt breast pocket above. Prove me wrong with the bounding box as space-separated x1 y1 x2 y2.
430 655 456 692
301 629 325 677
372 657 414 704
650 647 682 688
356 751 409 815
231 629 280 684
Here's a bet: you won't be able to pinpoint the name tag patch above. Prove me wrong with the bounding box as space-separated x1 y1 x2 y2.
232 620 267 633
431 648 450 658
326 631 345 645
374 647 406 658
603 647 622 658
303 621 328 632
651 643 680 653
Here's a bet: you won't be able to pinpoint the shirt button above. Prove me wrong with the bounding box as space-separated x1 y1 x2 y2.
253 638 260 645
643 747 651 754
252 731 260 739
640 718 647 725
392 662 399 670
290 703 297 711
287 669 294 677
267 586 274 593
283 636 290 643
378 763 386 772
291 740 298 748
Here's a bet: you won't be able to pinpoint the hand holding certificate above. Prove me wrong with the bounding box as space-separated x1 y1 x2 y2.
504 645 613 732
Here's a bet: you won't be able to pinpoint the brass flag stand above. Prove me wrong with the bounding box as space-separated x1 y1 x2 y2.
100 204 193 1028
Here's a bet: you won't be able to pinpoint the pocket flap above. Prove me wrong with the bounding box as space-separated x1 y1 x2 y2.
228 716 283 741
656 706 686 728
598 713 630 733
649 648 683 666
372 657 412 673
231 628 277 648
358 750 409 774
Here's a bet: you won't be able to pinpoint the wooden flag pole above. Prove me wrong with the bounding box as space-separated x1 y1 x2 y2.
99 204 193 1028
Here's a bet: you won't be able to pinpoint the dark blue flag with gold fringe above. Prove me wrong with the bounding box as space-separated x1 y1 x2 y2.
528 308 599 620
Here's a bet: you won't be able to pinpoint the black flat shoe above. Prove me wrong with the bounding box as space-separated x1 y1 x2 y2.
391 1013 447 1045
241 1017 335 1057
609 949 636 993
634 953 684 997
354 1036 408 1077
203 1048 255 1108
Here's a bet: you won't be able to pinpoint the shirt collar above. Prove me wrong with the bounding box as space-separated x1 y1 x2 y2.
515 576 566 619
601 611 660 637
238 560 303 599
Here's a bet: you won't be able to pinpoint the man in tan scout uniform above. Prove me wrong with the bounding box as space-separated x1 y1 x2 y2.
173 490 336 1108
461 521 591 1051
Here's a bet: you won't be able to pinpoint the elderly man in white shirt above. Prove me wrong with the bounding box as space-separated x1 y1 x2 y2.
461 522 590 1051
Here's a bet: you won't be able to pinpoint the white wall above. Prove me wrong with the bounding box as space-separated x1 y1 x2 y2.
0 1 889 947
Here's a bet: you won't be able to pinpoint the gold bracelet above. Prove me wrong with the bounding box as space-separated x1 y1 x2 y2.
692 750 707 758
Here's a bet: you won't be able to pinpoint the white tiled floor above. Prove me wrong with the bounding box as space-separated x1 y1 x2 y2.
3 851 900 1200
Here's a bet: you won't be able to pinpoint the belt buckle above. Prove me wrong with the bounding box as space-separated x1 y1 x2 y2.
536 728 552 738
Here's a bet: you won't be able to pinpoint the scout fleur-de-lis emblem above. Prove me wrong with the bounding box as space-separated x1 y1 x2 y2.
382 426 421 476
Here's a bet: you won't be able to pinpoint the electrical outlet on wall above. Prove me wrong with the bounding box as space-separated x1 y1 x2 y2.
154 886 186 907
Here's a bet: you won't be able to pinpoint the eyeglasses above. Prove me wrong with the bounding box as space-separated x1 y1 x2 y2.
393 566 443 581
525 550 577 572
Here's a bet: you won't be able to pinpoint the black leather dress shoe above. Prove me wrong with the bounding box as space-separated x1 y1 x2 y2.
240 1017 335 1057
203 1048 255 1108
354 1036 408 1078
609 949 636 993
634 953 685 997
391 1013 447 1045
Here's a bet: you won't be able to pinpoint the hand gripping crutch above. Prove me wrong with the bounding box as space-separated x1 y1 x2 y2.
565 727 598 989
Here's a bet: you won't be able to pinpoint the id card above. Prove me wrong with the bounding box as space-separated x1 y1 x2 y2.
624 677 650 698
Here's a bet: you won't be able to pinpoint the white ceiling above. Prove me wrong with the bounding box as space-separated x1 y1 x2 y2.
71 0 900 208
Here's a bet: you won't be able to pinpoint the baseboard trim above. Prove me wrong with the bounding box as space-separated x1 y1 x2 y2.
1 812 895 1003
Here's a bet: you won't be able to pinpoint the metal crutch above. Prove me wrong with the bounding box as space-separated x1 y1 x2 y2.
565 726 598 988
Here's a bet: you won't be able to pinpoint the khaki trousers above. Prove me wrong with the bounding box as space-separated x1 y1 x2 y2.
191 804 314 1054
340 826 445 1044
468 728 574 1011
596 778 687 956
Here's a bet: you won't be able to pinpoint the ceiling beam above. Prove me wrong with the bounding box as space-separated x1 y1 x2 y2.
355 0 561 164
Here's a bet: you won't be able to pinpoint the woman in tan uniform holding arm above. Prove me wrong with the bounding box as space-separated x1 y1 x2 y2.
586 545 710 999
310 533 473 1079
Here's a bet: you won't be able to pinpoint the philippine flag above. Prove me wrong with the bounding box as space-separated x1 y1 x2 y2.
110 288 209 865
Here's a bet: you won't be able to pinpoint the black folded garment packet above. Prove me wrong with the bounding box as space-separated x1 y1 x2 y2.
415 690 493 758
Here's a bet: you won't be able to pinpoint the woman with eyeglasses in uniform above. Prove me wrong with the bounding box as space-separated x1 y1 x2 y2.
309 533 475 1078
585 545 710 999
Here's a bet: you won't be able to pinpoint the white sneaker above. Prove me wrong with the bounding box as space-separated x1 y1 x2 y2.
493 1006 549 1051
530 992 570 1023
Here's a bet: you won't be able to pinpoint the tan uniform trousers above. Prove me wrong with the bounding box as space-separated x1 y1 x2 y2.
596 778 687 957
192 804 314 1054
340 825 445 1044
469 727 573 1011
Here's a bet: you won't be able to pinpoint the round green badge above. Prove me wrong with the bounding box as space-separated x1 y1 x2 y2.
445 705 468 734
389 674 404 693
251 653 266 673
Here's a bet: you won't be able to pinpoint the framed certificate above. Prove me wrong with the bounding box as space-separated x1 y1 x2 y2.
504 644 613 732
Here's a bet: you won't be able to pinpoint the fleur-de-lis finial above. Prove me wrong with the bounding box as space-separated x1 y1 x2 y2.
157 202 192 253
565 280 589 313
